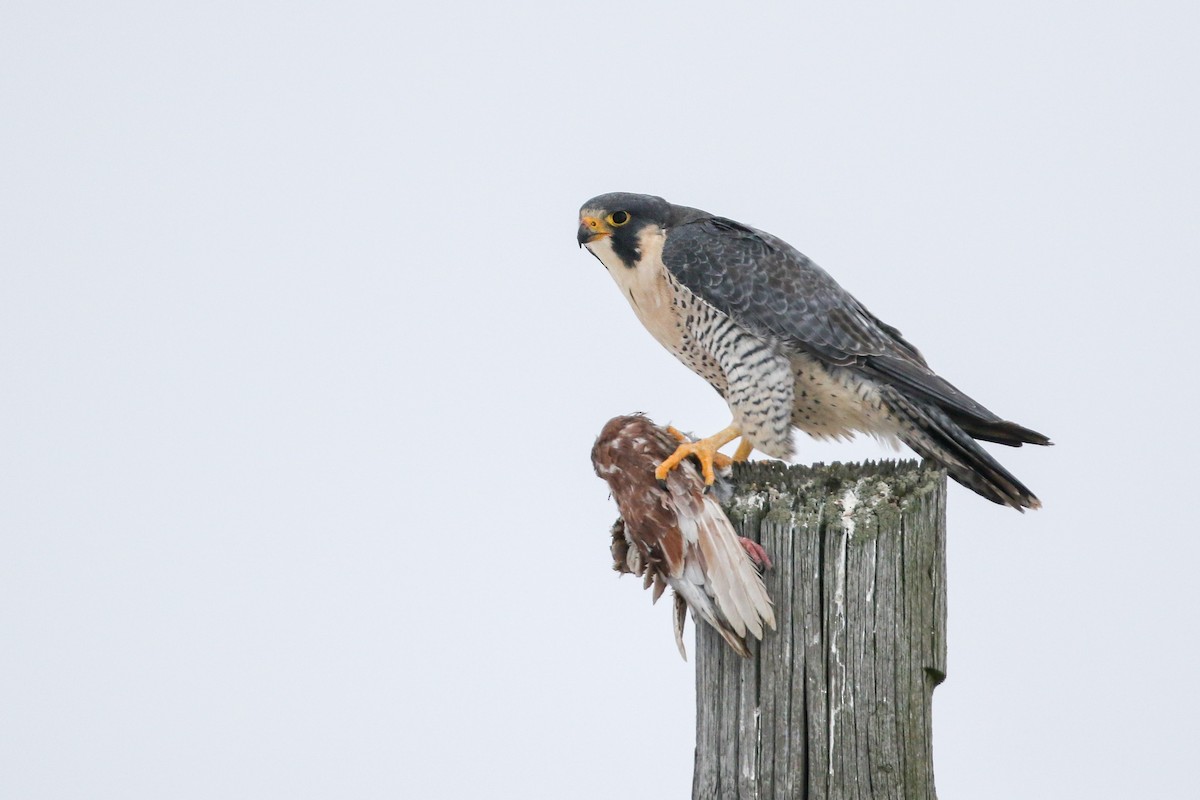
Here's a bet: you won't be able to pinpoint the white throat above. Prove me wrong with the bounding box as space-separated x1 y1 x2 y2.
587 226 682 351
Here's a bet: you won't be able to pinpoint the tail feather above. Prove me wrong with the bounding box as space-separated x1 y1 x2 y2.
881 386 1043 510
865 354 1052 449
664 466 775 658
953 416 1052 448
693 494 776 640
669 578 752 658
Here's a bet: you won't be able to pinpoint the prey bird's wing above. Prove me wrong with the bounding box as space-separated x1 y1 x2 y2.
661 217 1045 445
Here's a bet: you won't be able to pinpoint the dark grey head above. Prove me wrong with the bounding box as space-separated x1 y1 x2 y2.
578 192 708 268
578 191 671 242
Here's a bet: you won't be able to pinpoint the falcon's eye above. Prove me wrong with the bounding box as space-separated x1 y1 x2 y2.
607 210 631 227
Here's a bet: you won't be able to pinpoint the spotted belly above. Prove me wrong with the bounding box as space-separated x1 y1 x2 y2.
789 354 902 445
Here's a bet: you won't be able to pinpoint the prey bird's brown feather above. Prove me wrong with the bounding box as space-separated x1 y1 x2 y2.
593 414 775 658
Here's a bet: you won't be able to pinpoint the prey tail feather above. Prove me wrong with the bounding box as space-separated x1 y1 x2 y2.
670 580 750 658
882 387 1042 510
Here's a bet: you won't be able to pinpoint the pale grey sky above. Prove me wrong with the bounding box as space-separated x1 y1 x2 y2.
2 2 1198 798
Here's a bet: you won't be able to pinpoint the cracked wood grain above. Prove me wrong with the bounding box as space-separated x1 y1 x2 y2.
693 460 947 800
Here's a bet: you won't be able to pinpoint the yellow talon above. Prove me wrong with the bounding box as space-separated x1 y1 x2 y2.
664 426 732 471
664 425 689 444
732 439 754 462
655 424 743 485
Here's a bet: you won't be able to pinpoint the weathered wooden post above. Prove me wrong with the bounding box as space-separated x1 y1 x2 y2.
693 459 948 800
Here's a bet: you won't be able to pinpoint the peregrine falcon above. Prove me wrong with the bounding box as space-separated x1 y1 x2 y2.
578 192 1051 510
592 414 775 658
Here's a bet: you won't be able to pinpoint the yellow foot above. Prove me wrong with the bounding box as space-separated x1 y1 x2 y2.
663 426 734 471
732 439 754 463
656 424 742 485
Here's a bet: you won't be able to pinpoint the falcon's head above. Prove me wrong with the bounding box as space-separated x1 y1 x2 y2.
578 192 673 268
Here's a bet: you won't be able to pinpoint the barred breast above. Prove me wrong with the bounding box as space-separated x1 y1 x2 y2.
590 226 728 395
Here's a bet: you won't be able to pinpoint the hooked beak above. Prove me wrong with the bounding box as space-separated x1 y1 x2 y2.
578 215 610 247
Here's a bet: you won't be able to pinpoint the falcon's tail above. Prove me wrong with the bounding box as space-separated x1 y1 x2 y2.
953 416 1052 448
882 387 1045 510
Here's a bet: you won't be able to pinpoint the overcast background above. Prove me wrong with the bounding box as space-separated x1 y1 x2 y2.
3 2 1198 798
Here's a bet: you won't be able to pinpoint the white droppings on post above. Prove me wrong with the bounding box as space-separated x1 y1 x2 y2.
827 486 860 776
840 485 860 537
730 491 767 516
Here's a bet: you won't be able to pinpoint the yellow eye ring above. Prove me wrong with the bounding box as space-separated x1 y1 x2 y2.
606 210 631 227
